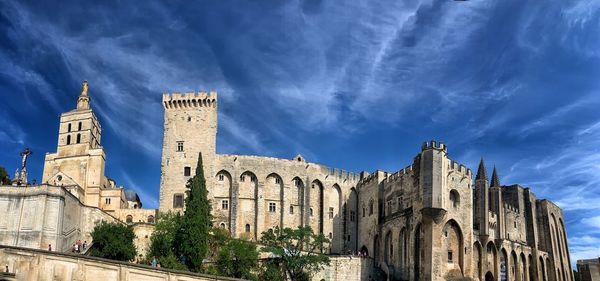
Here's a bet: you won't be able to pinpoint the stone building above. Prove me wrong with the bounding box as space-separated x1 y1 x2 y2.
159 91 573 281
0 81 156 253
577 258 600 281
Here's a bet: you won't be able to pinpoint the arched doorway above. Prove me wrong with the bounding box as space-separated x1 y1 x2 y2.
485 271 494 281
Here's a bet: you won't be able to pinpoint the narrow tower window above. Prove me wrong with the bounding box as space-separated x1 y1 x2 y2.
67 135 71 145
76 133 81 144
245 224 251 233
78 122 82 131
68 123 72 132
289 206 294 214
177 141 184 152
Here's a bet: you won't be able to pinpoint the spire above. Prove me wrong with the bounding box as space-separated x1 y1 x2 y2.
490 166 500 187
76 80 90 110
476 158 487 180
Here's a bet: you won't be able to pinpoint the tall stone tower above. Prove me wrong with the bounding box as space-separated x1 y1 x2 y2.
42 81 107 206
158 91 218 212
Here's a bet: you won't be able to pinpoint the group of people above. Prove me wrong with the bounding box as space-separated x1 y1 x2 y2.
346 249 369 258
71 240 87 253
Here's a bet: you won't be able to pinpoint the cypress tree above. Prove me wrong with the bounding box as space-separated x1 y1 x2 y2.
178 153 212 272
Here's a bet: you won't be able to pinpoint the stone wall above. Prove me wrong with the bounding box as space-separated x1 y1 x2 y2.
0 185 117 252
0 245 243 281
312 256 374 281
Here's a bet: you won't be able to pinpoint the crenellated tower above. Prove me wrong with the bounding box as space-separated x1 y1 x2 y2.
158 91 218 211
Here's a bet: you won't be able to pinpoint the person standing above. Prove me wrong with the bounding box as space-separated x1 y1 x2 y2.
151 256 157 268
48 244 52 251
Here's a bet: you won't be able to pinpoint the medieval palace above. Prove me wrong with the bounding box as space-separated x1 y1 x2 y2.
0 82 573 281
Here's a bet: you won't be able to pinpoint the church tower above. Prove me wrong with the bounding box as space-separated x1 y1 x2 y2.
42 81 108 207
158 91 218 212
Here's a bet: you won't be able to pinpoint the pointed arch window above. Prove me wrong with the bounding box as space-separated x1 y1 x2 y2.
245 224 251 233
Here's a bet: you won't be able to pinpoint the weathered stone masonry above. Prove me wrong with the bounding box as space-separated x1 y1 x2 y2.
158 91 573 281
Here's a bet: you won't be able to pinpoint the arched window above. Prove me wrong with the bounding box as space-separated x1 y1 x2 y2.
78 122 82 131
245 224 251 233
68 123 72 132
289 206 294 214
310 208 314 216
76 133 81 144
126 215 133 223
220 223 226 229
147 215 155 224
67 135 71 145
449 190 460 208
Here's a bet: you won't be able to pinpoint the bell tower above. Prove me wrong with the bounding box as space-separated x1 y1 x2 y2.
42 80 107 206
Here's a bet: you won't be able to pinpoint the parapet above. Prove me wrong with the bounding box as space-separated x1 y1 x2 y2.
421 140 447 152
449 160 473 177
162 91 217 109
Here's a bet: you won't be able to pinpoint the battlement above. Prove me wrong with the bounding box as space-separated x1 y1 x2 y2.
449 160 472 177
421 140 447 152
382 164 414 185
162 91 217 109
327 167 359 183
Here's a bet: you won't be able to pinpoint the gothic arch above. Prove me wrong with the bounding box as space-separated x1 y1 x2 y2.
399 227 408 273
486 241 498 278
265 173 284 230
290 176 304 228
384 230 393 265
520 253 527 281
215 170 233 232
500 248 509 281
474 242 483 281
237 171 258 240
442 219 464 274
310 179 324 234
347 187 358 252
511 251 518 281
326 183 342 253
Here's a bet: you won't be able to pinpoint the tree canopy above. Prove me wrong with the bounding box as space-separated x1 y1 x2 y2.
0 166 11 185
89 221 137 261
146 212 186 270
176 153 212 272
260 226 331 281
216 238 259 280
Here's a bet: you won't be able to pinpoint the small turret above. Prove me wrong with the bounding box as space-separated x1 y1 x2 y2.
76 80 90 110
490 166 500 187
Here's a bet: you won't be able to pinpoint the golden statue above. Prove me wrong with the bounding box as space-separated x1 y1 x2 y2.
81 80 88 96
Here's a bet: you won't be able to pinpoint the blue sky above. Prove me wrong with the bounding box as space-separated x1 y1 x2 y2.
1 0 600 264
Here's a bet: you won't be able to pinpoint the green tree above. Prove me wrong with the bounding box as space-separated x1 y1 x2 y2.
89 221 137 261
260 226 331 281
176 153 212 272
216 239 259 280
0 166 11 185
146 212 186 270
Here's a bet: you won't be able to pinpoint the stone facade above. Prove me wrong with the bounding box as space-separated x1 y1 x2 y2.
577 258 600 281
158 91 573 280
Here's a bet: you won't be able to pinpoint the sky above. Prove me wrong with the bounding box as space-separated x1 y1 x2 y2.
1 0 600 265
